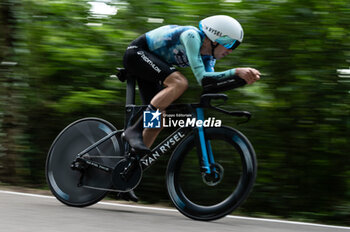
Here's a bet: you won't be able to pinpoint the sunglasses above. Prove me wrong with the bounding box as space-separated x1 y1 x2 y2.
215 36 239 49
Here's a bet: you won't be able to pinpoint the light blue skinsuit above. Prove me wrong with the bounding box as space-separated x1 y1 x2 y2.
145 25 236 85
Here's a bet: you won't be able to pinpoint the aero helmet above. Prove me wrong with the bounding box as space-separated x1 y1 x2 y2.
199 15 244 50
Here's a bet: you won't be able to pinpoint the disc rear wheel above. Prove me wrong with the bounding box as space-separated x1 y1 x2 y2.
46 118 123 207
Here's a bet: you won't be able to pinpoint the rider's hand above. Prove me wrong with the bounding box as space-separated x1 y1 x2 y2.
235 68 261 85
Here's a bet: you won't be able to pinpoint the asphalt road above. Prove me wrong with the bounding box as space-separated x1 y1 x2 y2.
0 190 349 232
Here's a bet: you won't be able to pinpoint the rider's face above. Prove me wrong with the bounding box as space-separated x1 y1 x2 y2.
214 44 233 60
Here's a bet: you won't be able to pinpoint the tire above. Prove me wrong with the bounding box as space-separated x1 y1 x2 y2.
166 126 257 221
46 118 123 207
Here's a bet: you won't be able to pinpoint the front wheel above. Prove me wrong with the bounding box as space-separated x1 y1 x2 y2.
166 126 257 221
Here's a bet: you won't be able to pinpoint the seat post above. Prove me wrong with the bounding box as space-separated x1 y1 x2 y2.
126 76 136 105
124 76 136 132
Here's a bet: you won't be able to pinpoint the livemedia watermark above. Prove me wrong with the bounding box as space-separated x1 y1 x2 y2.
143 109 221 128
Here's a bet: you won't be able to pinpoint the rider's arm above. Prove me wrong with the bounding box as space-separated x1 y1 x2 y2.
180 29 236 85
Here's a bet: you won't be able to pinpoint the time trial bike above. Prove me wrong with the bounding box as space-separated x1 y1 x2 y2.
45 68 257 221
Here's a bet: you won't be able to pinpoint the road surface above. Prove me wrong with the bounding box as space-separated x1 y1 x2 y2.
0 190 349 232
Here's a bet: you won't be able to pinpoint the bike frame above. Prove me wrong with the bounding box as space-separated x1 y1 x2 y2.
74 103 215 175
73 74 251 178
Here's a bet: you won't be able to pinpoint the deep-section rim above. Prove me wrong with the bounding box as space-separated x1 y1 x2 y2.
166 126 257 221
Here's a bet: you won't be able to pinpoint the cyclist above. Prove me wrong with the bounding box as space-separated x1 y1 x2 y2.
120 15 260 201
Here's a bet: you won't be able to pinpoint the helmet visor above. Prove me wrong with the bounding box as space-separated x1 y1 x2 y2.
215 35 239 49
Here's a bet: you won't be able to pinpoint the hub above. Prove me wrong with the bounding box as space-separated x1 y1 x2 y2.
202 163 224 186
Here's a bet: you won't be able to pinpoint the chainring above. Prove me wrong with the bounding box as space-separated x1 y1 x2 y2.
112 158 142 192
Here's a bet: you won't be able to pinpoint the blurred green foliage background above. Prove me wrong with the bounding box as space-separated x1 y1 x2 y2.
1 0 349 226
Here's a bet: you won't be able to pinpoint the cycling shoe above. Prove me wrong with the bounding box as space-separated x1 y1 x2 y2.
122 130 150 154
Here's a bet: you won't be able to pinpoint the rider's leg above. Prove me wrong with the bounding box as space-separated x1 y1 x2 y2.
122 35 187 152
142 72 188 147
150 71 188 110
125 72 188 150
119 34 165 202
